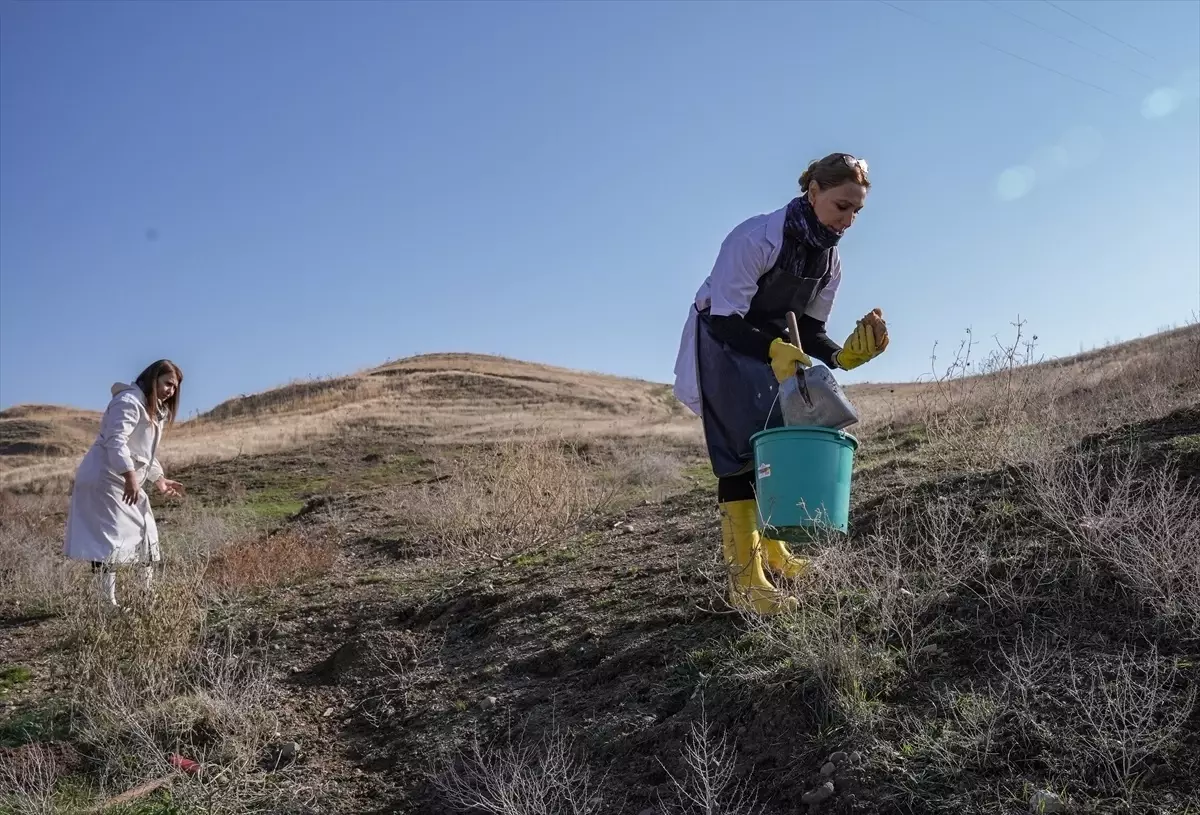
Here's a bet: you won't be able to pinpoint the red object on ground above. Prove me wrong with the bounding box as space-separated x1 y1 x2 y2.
168 753 202 775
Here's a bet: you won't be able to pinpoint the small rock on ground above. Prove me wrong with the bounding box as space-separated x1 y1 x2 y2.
829 750 848 764
820 761 836 776
801 781 835 806
1029 790 1066 813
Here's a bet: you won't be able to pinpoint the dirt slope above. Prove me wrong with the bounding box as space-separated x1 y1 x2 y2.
56 395 1182 814
2 326 1198 814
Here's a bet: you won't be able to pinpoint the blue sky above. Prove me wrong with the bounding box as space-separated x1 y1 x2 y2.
2 0 1197 418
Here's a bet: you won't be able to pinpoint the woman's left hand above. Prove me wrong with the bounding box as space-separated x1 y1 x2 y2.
155 478 185 498
835 308 889 370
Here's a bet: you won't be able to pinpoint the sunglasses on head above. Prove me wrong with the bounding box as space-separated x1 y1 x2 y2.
835 153 868 173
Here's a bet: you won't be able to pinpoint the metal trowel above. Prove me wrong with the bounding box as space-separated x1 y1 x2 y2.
779 310 860 430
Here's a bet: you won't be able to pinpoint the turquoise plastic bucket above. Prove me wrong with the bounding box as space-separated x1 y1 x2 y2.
750 426 858 545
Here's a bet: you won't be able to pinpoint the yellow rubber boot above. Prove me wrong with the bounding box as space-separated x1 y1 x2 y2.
720 500 798 616
761 536 810 580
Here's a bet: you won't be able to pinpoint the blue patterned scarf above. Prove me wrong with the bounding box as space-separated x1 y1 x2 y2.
766 194 841 287
784 193 843 250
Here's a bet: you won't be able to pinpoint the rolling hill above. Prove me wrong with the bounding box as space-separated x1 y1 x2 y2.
0 352 704 491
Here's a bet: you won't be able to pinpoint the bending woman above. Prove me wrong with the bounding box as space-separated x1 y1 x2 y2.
672 153 889 615
63 359 185 608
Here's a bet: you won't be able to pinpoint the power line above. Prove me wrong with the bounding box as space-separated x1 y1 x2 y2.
982 0 1159 83
1041 0 1162 65
874 0 1120 97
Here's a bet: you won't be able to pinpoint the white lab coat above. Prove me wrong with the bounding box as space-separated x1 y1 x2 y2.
63 383 165 566
672 202 842 415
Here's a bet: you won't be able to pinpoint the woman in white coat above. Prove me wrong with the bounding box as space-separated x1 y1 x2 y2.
63 359 185 607
673 153 889 616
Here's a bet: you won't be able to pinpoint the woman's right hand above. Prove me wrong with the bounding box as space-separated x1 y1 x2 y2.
122 471 141 505
768 338 813 383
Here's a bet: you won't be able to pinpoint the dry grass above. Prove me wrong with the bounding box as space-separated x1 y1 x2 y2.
7 325 1190 493
0 493 83 617
203 528 338 595
892 320 1200 468
399 430 621 563
0 492 334 813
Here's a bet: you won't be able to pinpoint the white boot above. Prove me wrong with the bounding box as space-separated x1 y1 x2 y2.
98 569 117 608
141 563 154 592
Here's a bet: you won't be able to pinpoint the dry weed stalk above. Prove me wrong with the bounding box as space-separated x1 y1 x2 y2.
916 318 1051 467
433 727 608 815
656 701 764 815
0 742 62 815
911 320 1199 469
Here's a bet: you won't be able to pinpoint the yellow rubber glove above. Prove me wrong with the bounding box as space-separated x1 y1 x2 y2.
835 309 889 370
768 338 813 383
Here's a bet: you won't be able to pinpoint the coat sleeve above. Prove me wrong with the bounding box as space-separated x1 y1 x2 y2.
147 457 164 484
797 314 842 368
708 223 771 319
101 396 141 475
707 222 779 361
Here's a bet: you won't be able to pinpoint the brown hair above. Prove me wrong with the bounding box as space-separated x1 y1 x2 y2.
134 359 183 426
799 152 871 193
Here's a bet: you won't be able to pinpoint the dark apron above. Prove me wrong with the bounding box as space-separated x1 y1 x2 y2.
696 243 836 479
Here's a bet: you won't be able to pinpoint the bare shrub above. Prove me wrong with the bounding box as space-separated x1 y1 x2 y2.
0 742 64 815
1030 447 1200 635
354 630 445 729
433 727 609 815
404 431 618 561
1062 644 1195 796
656 701 764 815
70 619 276 795
993 635 1196 801
895 687 1003 784
732 497 994 725
203 528 337 595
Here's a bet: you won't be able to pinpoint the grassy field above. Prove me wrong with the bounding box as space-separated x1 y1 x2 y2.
1 323 1198 814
